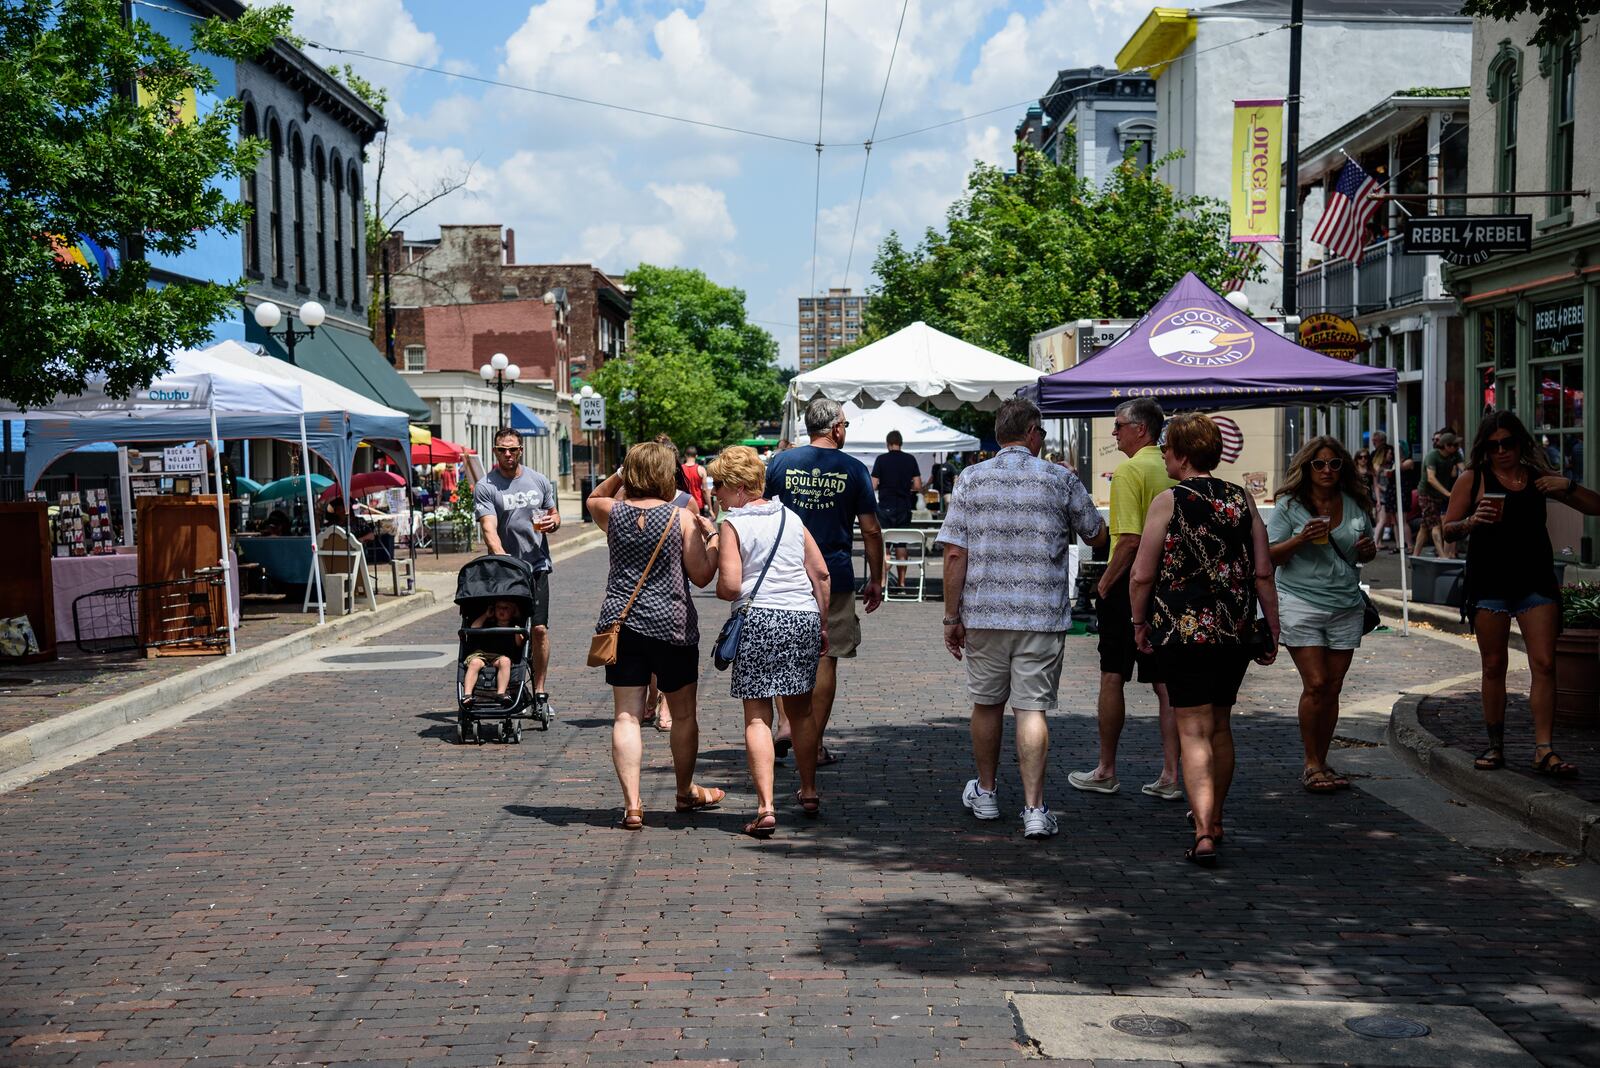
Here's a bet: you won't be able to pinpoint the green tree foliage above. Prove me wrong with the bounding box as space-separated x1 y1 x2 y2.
589 346 738 453
1460 0 1596 48
861 146 1257 364
605 264 784 446
0 0 294 408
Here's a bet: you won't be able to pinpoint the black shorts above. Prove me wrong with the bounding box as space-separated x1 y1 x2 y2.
881 506 913 549
530 571 550 628
1152 644 1252 709
603 627 700 693
1096 574 1162 683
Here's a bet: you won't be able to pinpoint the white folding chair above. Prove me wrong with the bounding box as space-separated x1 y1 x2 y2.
302 525 376 614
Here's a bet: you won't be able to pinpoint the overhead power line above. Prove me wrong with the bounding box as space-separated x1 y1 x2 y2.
841 0 910 292
808 1 830 301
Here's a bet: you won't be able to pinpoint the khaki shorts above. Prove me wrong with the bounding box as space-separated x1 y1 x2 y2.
826 587 862 659
964 628 1066 711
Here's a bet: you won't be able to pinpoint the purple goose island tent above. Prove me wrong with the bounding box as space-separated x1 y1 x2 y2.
1034 272 1397 416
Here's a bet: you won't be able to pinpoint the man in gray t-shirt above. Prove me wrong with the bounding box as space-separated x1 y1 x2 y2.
475 428 561 714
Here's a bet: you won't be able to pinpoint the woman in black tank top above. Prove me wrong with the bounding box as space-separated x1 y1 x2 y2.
1442 412 1600 778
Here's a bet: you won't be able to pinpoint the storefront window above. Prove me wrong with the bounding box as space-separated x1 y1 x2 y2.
1532 296 1585 480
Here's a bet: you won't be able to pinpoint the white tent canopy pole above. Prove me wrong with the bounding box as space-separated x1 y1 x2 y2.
209 405 237 656
300 414 325 626
1391 399 1410 635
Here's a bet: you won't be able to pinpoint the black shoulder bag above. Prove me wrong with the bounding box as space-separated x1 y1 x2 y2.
712 509 786 671
1328 522 1382 635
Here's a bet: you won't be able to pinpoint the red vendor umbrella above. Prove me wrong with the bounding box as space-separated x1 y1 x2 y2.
409 438 467 464
319 469 407 502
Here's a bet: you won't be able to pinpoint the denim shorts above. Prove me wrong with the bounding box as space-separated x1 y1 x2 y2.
1278 590 1365 651
1474 592 1558 616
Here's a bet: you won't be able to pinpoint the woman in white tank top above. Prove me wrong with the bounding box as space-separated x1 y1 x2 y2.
706 447 831 838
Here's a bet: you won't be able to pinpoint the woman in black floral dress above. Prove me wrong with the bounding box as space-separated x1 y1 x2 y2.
1129 414 1280 866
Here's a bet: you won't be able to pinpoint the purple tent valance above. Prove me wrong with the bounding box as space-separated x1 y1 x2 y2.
1033 272 1397 416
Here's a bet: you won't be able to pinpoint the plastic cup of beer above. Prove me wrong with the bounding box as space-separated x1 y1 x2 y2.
1482 493 1506 522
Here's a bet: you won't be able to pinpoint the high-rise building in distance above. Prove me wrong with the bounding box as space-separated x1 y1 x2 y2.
798 288 868 371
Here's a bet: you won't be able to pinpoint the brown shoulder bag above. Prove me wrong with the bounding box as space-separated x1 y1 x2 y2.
587 507 680 667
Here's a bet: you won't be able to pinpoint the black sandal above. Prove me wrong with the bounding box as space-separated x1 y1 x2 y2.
1474 746 1505 770
1185 834 1219 867
1184 810 1223 843
1532 744 1579 778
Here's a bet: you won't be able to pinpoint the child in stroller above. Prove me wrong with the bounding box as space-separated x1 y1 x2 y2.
462 599 525 705
454 555 550 743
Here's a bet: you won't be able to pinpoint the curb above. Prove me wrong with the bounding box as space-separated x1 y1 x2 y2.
0 588 437 778
1366 589 1528 652
1387 693 1600 862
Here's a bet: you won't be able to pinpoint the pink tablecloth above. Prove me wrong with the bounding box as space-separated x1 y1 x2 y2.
53 550 242 644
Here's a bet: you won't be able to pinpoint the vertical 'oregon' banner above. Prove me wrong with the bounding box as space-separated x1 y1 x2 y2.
1230 99 1283 242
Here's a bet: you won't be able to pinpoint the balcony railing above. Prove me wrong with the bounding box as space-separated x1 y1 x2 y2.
1297 236 1431 318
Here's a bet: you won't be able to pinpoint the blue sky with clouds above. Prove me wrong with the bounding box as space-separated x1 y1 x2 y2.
282 0 1168 366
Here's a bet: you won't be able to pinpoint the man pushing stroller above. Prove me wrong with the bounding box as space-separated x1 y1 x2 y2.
476 427 560 720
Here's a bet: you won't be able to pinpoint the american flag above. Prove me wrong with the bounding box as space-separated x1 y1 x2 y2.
1222 243 1260 292
1311 160 1382 264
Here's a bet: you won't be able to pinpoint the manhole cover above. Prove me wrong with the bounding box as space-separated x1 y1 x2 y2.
0 677 37 687
1110 1014 1190 1038
1345 1015 1431 1039
321 650 447 664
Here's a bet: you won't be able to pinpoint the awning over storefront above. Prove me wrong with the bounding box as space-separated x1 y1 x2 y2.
246 319 431 422
510 403 550 437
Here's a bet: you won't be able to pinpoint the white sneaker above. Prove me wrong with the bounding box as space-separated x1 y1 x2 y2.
961 779 1000 820
1021 806 1059 839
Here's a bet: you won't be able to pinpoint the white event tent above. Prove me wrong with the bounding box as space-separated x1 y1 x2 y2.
839 400 978 483
785 321 1042 439
0 351 308 651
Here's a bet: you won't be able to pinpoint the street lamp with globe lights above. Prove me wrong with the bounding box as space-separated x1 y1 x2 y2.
479 352 521 429
252 299 325 363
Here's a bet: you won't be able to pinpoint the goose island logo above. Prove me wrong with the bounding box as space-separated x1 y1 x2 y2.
1148 307 1256 368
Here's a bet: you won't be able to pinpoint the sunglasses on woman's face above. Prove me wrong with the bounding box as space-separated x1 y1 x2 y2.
1485 437 1516 452
1310 458 1343 472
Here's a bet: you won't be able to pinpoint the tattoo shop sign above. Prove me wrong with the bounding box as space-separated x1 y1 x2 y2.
1402 214 1531 266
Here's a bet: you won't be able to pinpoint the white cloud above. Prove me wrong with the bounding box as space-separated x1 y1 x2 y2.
280 0 440 92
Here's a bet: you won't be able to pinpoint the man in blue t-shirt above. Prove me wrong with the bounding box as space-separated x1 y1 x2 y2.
766 398 884 766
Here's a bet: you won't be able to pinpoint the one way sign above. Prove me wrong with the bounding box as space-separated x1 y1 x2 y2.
579 395 607 431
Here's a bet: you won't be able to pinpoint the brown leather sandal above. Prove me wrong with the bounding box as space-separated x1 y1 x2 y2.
743 810 777 838
675 785 725 812
620 807 644 830
795 790 821 818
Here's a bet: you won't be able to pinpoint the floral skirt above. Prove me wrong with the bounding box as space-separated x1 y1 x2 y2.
730 607 822 699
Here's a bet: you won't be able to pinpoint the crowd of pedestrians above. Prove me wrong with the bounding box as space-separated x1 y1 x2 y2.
466 384 1590 862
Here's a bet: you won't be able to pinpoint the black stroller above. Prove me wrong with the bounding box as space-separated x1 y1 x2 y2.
454 555 550 743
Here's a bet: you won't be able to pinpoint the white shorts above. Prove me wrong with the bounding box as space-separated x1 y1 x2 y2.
964 628 1066 711
1278 589 1365 651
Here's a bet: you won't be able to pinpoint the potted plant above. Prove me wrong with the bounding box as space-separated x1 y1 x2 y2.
1555 582 1600 728
439 480 477 553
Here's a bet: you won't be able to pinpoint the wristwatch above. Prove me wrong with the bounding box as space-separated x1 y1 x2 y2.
942 616 961 626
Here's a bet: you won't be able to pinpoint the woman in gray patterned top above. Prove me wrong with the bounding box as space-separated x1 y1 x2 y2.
588 442 721 831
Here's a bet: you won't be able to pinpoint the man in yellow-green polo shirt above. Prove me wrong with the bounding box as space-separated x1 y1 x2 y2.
1068 397 1184 801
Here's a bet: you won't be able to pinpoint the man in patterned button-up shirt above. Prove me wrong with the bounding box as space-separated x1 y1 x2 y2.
936 397 1107 840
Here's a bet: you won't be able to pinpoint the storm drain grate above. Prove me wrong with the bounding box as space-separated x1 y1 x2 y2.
320 650 448 665
1111 1014 1191 1038
1345 1015 1431 1039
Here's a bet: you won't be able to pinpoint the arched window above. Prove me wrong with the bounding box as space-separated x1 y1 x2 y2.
330 153 345 304
241 102 260 275
1117 119 1156 170
1487 42 1521 214
348 163 362 309
289 129 306 289
312 143 328 296
267 116 284 281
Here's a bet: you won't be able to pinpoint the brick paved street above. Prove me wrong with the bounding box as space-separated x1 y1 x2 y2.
1 546 1597 1066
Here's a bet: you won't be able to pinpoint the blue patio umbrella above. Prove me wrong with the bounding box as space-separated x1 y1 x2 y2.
255 473 332 502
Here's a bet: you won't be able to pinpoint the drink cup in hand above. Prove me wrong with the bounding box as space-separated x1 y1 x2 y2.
535 508 557 533
1304 516 1331 545
1479 493 1506 524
